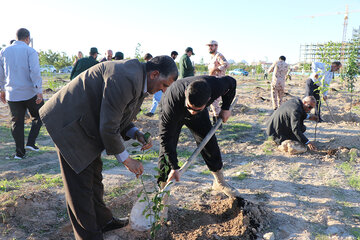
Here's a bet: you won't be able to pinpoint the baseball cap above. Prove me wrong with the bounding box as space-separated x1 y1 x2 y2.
90 47 99 54
185 47 195 55
206 40 218 46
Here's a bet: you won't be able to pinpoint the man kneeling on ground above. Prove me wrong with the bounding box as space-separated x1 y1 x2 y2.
266 96 318 151
157 75 241 198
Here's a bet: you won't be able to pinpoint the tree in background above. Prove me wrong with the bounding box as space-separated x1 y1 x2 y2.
38 50 72 70
341 39 360 115
134 43 145 62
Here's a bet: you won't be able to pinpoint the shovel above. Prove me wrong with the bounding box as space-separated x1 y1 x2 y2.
130 96 238 231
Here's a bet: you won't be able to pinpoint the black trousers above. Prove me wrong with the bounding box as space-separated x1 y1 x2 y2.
305 78 321 118
158 110 223 182
273 125 306 145
57 148 113 240
7 95 44 157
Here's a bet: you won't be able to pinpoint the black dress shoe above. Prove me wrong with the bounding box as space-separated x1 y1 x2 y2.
102 217 129 233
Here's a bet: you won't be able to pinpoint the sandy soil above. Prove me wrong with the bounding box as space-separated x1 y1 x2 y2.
0 74 359 240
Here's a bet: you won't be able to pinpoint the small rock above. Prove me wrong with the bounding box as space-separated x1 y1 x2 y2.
349 148 360 162
263 232 275 240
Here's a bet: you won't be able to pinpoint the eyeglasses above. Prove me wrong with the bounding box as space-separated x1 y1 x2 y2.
306 105 314 110
186 105 203 112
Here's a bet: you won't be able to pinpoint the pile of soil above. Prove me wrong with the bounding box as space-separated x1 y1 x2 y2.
107 193 269 240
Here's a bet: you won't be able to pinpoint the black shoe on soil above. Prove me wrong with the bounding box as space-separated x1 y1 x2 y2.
102 217 129 233
25 145 40 152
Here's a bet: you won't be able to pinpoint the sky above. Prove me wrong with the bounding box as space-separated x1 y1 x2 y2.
1 0 360 64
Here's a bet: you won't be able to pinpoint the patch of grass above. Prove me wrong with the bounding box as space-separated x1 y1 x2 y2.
102 156 121 170
0 179 21 193
262 138 275 155
32 174 63 188
348 174 360 191
220 122 252 141
200 169 212 175
105 179 139 200
132 150 158 162
178 149 193 159
233 172 249 181
288 166 302 182
328 179 340 188
339 162 352 176
350 227 360 239
315 234 331 240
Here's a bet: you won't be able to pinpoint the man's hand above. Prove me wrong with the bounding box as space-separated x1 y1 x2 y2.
123 157 144 178
323 95 328 101
36 93 43 104
135 131 153 151
309 115 319 122
307 142 317 151
218 110 231 123
314 74 319 79
167 169 180 182
0 91 6 104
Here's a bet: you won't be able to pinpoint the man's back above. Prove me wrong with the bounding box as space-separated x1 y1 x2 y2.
0 41 42 101
179 54 194 79
272 60 288 84
266 98 307 144
70 56 98 80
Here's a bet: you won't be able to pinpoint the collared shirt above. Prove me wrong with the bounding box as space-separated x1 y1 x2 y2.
310 62 333 96
0 41 42 101
115 76 148 162
268 60 288 86
208 51 229 77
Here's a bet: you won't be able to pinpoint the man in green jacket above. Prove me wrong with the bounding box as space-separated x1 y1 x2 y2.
70 47 99 80
179 47 195 79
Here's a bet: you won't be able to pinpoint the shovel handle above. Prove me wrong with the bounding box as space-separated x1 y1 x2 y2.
179 95 239 176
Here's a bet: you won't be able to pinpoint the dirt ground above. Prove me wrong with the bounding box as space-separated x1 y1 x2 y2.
0 74 359 240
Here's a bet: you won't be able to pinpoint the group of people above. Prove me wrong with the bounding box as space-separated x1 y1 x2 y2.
0 27 343 240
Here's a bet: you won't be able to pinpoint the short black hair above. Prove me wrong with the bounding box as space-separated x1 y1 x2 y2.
171 51 178 56
146 55 178 79
185 80 211 107
16 28 30 41
144 53 153 61
279 56 286 61
332 61 342 67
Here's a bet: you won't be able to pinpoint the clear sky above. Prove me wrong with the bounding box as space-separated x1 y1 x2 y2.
1 0 360 64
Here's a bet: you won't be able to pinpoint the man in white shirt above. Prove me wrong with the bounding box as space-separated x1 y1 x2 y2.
0 28 43 159
305 61 341 122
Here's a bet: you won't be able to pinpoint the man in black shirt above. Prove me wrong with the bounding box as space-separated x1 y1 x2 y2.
157 75 240 198
266 96 318 150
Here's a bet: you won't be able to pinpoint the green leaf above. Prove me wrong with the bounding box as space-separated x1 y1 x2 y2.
144 132 151 142
131 142 141 147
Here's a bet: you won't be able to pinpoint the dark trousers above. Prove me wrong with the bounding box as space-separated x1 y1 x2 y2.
158 110 223 182
57 149 113 240
305 78 321 118
273 125 306 145
7 95 44 157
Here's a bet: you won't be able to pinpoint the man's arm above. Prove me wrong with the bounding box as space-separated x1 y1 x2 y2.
0 55 6 103
159 96 183 171
70 61 78 80
217 53 229 72
28 50 43 103
290 112 309 144
268 61 276 73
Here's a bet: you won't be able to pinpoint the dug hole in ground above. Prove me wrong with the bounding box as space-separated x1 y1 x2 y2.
0 74 360 239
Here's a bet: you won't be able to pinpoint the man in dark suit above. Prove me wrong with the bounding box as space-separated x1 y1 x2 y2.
70 47 99 80
266 96 318 150
157 75 241 198
39 56 178 240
